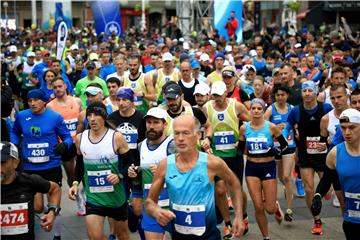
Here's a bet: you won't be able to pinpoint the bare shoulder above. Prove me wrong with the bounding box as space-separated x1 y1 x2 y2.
326 146 337 169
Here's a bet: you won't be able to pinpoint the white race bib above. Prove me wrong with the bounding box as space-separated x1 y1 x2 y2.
27 143 50 163
1 203 29 235
172 203 206 236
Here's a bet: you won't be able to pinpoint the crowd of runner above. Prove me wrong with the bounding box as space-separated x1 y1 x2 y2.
1 20 360 240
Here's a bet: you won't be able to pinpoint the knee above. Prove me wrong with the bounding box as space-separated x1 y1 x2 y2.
87 230 104 240
253 203 265 214
265 204 277 215
282 174 291 184
133 204 142 216
303 183 313 194
215 184 227 198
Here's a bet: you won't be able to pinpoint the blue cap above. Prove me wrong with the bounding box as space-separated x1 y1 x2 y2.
214 53 225 60
302 80 318 94
27 89 47 102
116 87 134 102
191 60 200 69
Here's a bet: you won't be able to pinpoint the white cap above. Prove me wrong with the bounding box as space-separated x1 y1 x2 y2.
294 43 302 49
27 52 36 57
241 64 256 75
179 37 185 42
224 60 230 66
162 52 173 62
70 44 79 50
225 45 232 52
183 42 190 50
89 52 99 61
249 49 257 57
144 107 167 120
200 53 210 62
193 83 210 96
340 109 360 124
211 81 227 95
9 45 17 53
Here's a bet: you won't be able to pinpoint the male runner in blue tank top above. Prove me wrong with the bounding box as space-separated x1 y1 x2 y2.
145 115 245 239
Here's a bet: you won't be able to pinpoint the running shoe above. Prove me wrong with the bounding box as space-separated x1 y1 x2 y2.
53 236 61 240
274 201 283 225
311 219 323 235
108 234 117 240
243 216 249 235
223 225 233 240
295 177 305 197
284 209 294 222
332 193 340 208
324 192 332 201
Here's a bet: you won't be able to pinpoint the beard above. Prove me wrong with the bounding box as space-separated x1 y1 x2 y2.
146 130 163 141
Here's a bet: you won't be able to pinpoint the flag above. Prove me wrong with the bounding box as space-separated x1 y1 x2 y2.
214 0 243 43
56 21 68 61
91 1 123 37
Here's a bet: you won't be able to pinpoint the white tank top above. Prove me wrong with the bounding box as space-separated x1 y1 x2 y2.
140 136 174 168
23 61 35 74
327 109 339 141
80 129 117 163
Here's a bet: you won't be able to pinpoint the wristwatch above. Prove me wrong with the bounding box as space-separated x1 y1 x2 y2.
47 205 61 216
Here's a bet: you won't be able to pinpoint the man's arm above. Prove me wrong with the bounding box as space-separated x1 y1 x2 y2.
115 132 135 175
145 158 176 226
76 111 86 134
55 115 73 147
144 74 157 101
10 114 22 145
236 101 251 121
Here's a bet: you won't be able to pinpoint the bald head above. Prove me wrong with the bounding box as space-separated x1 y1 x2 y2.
173 115 200 153
173 115 200 133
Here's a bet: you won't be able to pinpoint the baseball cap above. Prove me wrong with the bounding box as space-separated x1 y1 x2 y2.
294 43 302 49
86 61 96 69
340 109 360 124
163 82 182 99
27 52 36 57
162 52 173 62
70 44 79 51
200 53 210 62
89 52 99 61
41 50 50 57
225 45 232 52
9 45 17 53
144 107 167 120
85 86 103 95
222 66 237 78
193 83 210 96
249 49 257 57
191 60 201 69
211 81 227 95
1 141 19 161
214 53 225 60
272 68 280 76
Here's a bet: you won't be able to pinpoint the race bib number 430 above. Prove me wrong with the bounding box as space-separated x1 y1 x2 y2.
1 203 29 235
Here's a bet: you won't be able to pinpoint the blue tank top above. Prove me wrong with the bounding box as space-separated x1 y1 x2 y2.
253 57 266 72
269 103 296 148
165 152 217 237
245 121 274 158
336 142 360 224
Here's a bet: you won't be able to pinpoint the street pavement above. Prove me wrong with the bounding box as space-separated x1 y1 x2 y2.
35 171 346 240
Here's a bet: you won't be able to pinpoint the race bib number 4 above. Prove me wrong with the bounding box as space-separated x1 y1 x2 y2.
172 203 206 236
27 143 50 163
306 137 327 154
1 203 29 235
214 131 236 150
88 170 114 193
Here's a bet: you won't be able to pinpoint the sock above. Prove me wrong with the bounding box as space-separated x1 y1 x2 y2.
225 221 232 227
54 212 61 236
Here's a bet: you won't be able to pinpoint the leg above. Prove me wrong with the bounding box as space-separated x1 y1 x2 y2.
282 154 295 210
112 219 130 240
62 158 76 187
144 231 165 240
85 215 107 240
246 176 269 238
215 180 230 223
262 179 278 215
132 197 143 217
299 167 315 215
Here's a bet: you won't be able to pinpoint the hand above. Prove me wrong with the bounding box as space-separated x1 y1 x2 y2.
107 173 119 185
201 138 211 151
232 215 245 237
277 123 286 131
40 211 56 232
68 185 78 201
341 17 347 24
316 142 327 152
311 194 322 217
155 208 176 226
149 164 158 174
54 142 68 155
128 165 138 178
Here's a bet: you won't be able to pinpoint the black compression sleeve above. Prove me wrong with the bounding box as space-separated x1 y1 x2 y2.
75 154 84 183
275 134 288 151
120 150 135 175
238 140 246 154
315 165 341 196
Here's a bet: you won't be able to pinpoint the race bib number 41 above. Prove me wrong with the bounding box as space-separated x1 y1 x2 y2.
1 203 29 235
172 203 206 236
